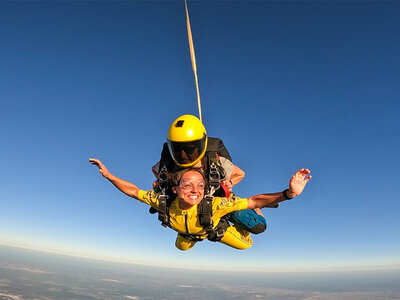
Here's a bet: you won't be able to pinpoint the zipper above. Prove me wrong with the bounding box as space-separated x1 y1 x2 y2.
185 215 189 234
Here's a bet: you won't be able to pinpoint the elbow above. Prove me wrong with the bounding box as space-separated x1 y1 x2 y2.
128 187 140 199
247 198 256 209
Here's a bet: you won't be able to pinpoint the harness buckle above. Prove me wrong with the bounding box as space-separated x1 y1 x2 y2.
208 162 220 190
158 193 169 227
158 165 168 190
199 196 213 230
207 218 229 242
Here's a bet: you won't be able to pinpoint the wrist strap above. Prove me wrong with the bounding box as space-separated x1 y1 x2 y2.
283 189 294 200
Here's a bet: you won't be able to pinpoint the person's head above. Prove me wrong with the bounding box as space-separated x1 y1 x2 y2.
172 168 206 209
167 114 208 167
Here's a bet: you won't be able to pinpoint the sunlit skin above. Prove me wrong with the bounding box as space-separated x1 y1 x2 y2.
172 171 205 210
89 158 312 211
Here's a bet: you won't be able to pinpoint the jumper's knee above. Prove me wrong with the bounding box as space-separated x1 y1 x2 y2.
219 226 253 250
229 209 267 234
249 222 267 234
175 234 196 251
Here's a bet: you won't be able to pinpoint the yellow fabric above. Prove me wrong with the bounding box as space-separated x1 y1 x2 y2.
176 225 253 251
175 234 197 251
219 225 253 250
138 190 252 250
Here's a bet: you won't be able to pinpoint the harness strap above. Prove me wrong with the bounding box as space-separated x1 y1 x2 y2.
179 217 230 242
158 165 169 190
206 152 225 191
154 147 229 234
199 195 213 232
207 217 230 242
157 194 169 227
153 148 176 225
178 233 204 242
197 151 227 232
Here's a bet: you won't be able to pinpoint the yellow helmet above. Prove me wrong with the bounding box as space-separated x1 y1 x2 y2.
167 114 208 167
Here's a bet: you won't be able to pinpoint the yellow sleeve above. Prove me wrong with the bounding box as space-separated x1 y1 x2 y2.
213 195 248 218
137 190 160 209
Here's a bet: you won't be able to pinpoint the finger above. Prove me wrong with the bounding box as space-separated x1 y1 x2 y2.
89 159 100 165
298 169 310 178
299 168 309 174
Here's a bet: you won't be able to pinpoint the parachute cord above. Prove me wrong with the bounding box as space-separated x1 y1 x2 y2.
185 0 202 123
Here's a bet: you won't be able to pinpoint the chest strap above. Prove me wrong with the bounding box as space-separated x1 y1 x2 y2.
157 193 169 227
198 195 213 232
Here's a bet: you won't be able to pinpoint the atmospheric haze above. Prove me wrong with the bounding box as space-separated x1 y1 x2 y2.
0 245 399 300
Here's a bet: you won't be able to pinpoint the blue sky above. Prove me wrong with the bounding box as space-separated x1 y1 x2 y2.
0 1 399 272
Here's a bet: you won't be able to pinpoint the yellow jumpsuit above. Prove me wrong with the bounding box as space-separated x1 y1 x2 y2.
138 190 253 250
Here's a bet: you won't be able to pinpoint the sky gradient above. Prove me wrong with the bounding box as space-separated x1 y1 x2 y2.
1 1 399 272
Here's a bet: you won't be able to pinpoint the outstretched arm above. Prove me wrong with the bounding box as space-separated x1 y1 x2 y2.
89 158 140 199
247 169 312 209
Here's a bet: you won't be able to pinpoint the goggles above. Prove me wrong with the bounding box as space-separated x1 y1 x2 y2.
167 134 206 166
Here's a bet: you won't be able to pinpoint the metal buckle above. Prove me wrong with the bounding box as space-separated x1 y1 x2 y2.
209 162 220 190
158 193 169 227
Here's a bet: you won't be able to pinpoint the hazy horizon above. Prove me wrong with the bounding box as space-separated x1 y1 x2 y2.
1 244 400 299
1 241 398 274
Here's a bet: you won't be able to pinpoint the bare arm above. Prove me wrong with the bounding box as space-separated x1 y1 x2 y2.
89 158 140 199
247 169 312 209
230 165 245 186
222 164 245 191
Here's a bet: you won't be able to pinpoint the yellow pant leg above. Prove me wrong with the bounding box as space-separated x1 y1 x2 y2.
175 234 197 251
218 225 253 250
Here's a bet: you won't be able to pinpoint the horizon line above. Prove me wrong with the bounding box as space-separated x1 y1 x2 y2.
1 241 399 274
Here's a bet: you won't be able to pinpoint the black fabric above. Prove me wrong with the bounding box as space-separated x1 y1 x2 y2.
206 137 232 162
249 223 267 234
198 196 213 231
178 233 204 242
207 218 230 242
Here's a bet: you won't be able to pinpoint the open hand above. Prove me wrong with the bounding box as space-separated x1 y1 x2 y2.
89 158 111 178
287 168 312 198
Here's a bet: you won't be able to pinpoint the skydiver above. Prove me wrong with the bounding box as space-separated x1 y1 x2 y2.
152 114 267 234
89 158 311 250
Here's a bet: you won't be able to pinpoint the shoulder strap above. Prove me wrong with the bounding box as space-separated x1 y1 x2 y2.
198 195 213 232
151 143 178 227
157 193 169 227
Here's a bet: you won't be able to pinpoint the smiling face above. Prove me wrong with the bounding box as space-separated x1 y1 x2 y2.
172 170 205 210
